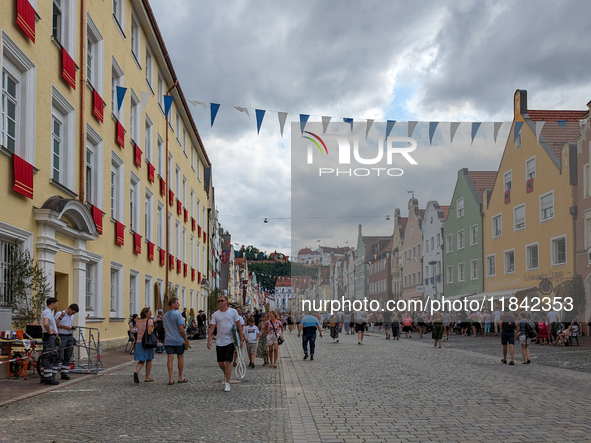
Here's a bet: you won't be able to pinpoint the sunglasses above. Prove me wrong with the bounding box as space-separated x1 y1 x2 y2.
218 299 225 302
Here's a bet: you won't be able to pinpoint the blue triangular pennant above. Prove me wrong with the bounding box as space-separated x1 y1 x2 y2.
429 122 439 145
210 103 220 127
471 122 481 144
557 120 566 129
255 109 266 134
116 86 127 112
163 95 174 119
386 120 396 140
514 121 523 141
343 118 353 132
300 114 310 133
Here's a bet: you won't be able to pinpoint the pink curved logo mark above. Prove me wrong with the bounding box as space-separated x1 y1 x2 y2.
303 131 328 155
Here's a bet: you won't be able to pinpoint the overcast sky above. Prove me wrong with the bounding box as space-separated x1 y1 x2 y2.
150 0 591 256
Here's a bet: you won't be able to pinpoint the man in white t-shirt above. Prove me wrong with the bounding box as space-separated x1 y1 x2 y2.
207 295 244 391
41 297 60 385
54 303 79 380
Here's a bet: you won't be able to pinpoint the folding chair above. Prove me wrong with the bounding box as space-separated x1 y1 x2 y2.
125 331 136 353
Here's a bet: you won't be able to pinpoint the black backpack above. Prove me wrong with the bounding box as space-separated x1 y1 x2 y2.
525 321 536 339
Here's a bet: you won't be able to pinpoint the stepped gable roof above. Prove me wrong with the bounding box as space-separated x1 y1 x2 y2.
467 171 497 203
527 110 586 157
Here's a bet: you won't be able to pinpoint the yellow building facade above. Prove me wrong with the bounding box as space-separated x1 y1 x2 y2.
0 0 212 347
482 90 584 305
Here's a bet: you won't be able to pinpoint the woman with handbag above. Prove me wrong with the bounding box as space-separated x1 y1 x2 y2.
265 310 284 368
134 307 155 383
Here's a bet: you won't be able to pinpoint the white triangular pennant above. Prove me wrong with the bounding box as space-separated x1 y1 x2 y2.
139 91 151 115
450 122 461 144
322 116 331 133
535 121 545 144
493 122 503 143
278 112 288 137
408 121 418 138
188 100 206 109
365 119 374 138
234 107 250 119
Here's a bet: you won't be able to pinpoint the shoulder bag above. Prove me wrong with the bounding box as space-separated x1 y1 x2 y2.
271 321 284 345
141 319 158 349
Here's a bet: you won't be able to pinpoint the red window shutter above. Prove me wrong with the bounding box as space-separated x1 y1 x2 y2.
176 259 181 274
159 249 165 266
116 120 125 148
184 208 188 223
204 232 207 243
198 225 202 238
177 199 182 215
169 255 175 270
148 162 155 183
184 263 188 277
191 268 195 281
169 190 174 207
134 232 141 254
115 221 124 246
160 177 166 196
504 190 510 204
13 154 33 199
93 89 104 123
191 218 196 231
92 205 103 234
134 143 142 168
62 47 76 89
16 0 36 43
148 241 154 261
198 272 202 284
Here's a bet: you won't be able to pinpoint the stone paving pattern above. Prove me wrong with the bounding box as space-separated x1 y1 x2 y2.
1 331 591 442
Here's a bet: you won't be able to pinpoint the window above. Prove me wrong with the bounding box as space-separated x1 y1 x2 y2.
457 230 465 250
0 240 15 306
157 202 164 249
196 241 201 272
130 172 140 232
492 214 502 238
470 259 478 280
584 164 591 198
85 124 103 206
551 236 566 266
412 246 416 261
175 165 180 197
486 255 496 277
129 270 139 317
191 145 195 170
129 89 140 144
430 237 434 251
145 275 153 311
526 243 538 270
111 152 123 220
145 46 153 88
1 32 36 161
51 86 75 190
130 14 140 65
202 245 206 274
470 225 478 246
190 236 194 268
145 114 153 162
514 204 525 231
157 71 164 112
424 240 428 253
111 57 124 119
183 176 187 204
458 263 465 282
540 192 554 222
110 261 123 318
183 129 187 156
175 221 180 258
504 250 515 274
446 266 453 284
168 212 173 251
112 0 125 32
182 227 187 263
190 190 194 218
197 155 201 181
86 15 104 93
157 135 164 176
85 263 94 311
526 157 536 180
515 131 522 149
457 198 464 218
504 171 512 192
52 0 63 42
446 234 452 253
412 273 416 286
84 254 103 317
176 112 180 142
436 233 440 248
145 188 153 241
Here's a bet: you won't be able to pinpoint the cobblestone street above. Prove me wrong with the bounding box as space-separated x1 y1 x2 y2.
1 332 591 442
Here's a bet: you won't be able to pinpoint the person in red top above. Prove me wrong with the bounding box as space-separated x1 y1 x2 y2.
134 307 155 383
402 313 413 339
264 310 284 368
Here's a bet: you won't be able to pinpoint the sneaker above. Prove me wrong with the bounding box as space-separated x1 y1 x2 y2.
224 382 231 392
336 339 339 343
310 355 314 361
45 378 59 385
134 372 139 384
303 353 308 360
358 341 361 345
61 375 71 380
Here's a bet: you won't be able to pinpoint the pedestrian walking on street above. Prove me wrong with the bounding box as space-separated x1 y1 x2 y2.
40 297 60 385
343 312 351 335
354 310 367 344
432 311 444 348
402 313 413 339
298 312 322 360
391 314 401 340
245 317 260 368
493 306 503 336
256 313 270 366
54 303 79 380
265 311 283 368
164 297 188 385
500 313 517 365
442 311 451 340
383 311 391 339
518 312 535 364
208 295 244 391
329 314 340 343
134 307 155 383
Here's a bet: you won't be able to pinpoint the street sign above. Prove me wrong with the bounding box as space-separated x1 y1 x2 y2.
416 285 424 292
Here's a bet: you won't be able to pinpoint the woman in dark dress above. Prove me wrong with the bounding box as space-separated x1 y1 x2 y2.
432 311 444 348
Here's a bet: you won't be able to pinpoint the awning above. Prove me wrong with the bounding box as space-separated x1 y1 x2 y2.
444 287 537 303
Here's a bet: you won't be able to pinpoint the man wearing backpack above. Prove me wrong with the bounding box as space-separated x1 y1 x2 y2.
517 312 536 364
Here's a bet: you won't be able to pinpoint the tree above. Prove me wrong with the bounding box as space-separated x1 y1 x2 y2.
208 288 221 318
563 274 586 322
6 245 51 330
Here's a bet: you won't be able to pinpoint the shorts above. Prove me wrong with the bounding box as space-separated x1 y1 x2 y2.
355 323 366 333
216 343 235 362
402 325 412 332
519 335 531 345
247 342 257 354
267 334 279 345
165 344 185 355
501 332 515 345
